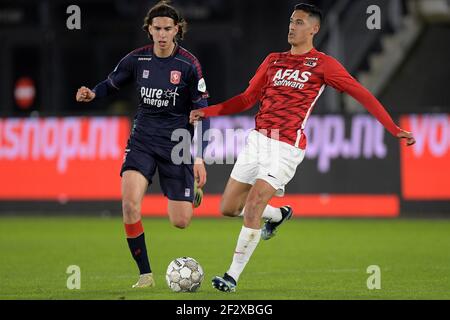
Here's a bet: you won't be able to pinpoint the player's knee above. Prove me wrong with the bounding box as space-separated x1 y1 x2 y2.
172 216 191 229
220 201 241 217
122 200 140 219
220 205 237 217
170 211 191 229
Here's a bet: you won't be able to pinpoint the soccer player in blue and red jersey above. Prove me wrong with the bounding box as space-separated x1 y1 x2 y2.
190 3 416 292
76 1 209 288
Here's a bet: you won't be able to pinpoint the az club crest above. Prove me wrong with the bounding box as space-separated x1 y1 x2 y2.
170 71 181 85
304 57 318 68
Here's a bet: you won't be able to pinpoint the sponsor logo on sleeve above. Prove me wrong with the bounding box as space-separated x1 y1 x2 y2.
198 78 207 93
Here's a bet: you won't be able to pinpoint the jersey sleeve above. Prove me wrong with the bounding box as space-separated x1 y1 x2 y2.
323 56 401 137
186 59 210 159
92 53 135 98
189 59 209 110
201 54 272 117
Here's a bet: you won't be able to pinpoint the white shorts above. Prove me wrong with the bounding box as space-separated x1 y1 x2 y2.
230 130 306 197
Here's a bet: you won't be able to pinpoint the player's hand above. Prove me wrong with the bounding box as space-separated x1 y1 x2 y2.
193 157 207 188
76 86 96 102
397 130 416 147
190 110 205 124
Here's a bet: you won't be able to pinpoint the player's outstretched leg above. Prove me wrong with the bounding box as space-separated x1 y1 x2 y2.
261 205 293 240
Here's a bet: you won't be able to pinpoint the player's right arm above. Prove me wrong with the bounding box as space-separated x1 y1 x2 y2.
75 53 134 103
190 54 271 124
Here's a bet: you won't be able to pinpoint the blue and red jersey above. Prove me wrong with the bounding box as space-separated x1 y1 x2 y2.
93 44 209 152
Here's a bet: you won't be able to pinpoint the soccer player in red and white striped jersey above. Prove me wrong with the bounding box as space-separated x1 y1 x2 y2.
190 3 416 292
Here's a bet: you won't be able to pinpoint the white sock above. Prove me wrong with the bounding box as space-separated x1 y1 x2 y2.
238 205 282 222
227 226 261 282
261 205 282 222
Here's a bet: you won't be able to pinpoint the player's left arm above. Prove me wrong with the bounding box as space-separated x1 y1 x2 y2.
189 63 210 188
323 57 416 146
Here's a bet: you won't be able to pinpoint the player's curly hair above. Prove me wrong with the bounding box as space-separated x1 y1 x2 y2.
142 0 187 41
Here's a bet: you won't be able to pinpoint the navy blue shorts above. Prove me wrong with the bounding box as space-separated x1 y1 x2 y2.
120 134 194 202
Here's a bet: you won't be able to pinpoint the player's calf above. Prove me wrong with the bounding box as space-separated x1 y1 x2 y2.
219 178 251 217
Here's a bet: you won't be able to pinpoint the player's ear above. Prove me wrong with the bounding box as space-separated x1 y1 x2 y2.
312 23 320 35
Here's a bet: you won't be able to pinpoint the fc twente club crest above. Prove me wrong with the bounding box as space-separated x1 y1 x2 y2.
170 71 181 85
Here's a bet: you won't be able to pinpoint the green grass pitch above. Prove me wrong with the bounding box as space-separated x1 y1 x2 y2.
1 216 449 300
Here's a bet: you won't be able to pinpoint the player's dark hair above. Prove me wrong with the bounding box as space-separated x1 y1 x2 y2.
294 3 323 24
142 0 187 41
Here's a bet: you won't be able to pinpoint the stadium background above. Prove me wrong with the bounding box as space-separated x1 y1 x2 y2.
1 0 448 217
1 0 450 301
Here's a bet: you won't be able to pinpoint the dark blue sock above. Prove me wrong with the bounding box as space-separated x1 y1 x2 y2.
127 233 151 274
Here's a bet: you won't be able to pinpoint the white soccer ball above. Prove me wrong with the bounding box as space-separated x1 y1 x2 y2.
165 257 204 292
